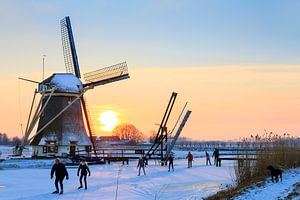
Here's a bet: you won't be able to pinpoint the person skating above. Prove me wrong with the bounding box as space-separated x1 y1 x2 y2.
186 152 193 168
205 151 211 166
167 153 174 172
137 156 146 176
50 158 69 194
212 148 220 167
77 160 91 190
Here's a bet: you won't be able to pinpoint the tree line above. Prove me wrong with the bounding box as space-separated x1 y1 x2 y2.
0 133 21 145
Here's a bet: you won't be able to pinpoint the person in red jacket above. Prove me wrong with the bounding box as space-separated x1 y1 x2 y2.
205 151 212 166
186 152 193 168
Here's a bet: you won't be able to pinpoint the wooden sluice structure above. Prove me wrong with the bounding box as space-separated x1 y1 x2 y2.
71 146 162 165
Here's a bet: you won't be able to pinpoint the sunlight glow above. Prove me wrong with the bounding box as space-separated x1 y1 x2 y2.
98 111 119 132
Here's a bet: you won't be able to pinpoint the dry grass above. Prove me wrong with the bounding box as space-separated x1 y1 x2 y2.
205 132 300 200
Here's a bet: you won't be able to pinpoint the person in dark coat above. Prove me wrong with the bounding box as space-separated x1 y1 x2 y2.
186 152 193 168
77 160 91 190
167 153 174 172
51 158 69 194
205 151 211 166
212 148 220 167
137 156 146 176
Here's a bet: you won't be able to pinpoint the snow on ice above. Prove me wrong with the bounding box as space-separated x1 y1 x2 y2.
0 158 233 200
1 146 299 200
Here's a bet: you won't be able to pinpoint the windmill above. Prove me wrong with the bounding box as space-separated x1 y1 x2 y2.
17 16 129 157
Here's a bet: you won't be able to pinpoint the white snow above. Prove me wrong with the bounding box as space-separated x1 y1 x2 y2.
0 158 234 200
50 73 83 93
234 167 300 200
2 145 298 199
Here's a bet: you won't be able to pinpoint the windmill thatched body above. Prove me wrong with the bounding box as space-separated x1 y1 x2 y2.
30 74 92 157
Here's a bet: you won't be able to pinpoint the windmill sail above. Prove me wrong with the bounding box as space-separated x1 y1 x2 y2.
61 16 81 78
83 62 129 88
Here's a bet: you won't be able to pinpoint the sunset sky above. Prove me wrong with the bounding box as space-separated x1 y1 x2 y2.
1 1 300 140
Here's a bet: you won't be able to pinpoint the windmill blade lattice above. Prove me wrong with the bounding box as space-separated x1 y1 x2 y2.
84 62 128 83
60 16 81 78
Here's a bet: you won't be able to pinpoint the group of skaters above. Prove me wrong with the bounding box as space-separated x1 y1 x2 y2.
136 148 221 178
50 149 221 194
187 148 221 168
136 153 175 176
50 158 90 194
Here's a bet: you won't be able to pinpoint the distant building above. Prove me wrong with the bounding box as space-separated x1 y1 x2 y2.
94 136 129 147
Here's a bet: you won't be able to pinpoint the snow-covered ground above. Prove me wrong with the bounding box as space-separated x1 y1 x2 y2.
2 145 299 199
234 167 300 200
0 158 234 200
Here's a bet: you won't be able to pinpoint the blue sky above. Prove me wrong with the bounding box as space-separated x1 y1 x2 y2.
1 1 300 139
1 0 300 74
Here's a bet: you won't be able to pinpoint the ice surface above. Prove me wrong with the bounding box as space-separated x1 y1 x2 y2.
0 155 234 200
2 145 298 199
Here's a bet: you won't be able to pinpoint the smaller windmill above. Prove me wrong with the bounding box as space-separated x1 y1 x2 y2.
18 16 129 157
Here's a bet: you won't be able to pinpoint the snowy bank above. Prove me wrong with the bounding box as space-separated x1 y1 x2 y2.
234 167 300 200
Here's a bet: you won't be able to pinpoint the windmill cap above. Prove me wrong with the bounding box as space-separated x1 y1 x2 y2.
41 73 83 93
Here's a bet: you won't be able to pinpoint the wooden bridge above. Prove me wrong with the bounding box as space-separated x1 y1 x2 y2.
71 146 162 165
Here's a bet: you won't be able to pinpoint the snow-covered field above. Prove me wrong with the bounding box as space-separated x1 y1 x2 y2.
1 145 299 200
0 145 234 199
0 158 234 200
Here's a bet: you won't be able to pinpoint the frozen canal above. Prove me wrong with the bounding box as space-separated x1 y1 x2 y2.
0 158 234 200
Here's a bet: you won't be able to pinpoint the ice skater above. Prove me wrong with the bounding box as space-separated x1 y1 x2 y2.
205 151 211 166
50 158 69 194
167 153 174 172
186 152 193 168
77 160 91 190
137 156 146 176
212 148 220 167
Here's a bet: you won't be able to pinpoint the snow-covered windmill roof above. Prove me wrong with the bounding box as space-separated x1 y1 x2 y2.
41 73 83 93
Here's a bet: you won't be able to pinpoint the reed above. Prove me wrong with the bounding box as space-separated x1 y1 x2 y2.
205 132 300 199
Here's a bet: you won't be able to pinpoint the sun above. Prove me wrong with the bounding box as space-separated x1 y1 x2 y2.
98 111 119 132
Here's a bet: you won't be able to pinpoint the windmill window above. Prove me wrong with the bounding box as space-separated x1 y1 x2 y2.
43 146 47 153
47 146 57 153
68 97 72 104
85 145 91 152
47 141 56 145
70 141 77 145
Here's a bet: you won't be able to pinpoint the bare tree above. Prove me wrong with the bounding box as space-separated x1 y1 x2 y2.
0 133 21 145
112 124 145 144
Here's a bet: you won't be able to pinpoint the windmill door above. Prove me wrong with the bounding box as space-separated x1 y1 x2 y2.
70 146 76 157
